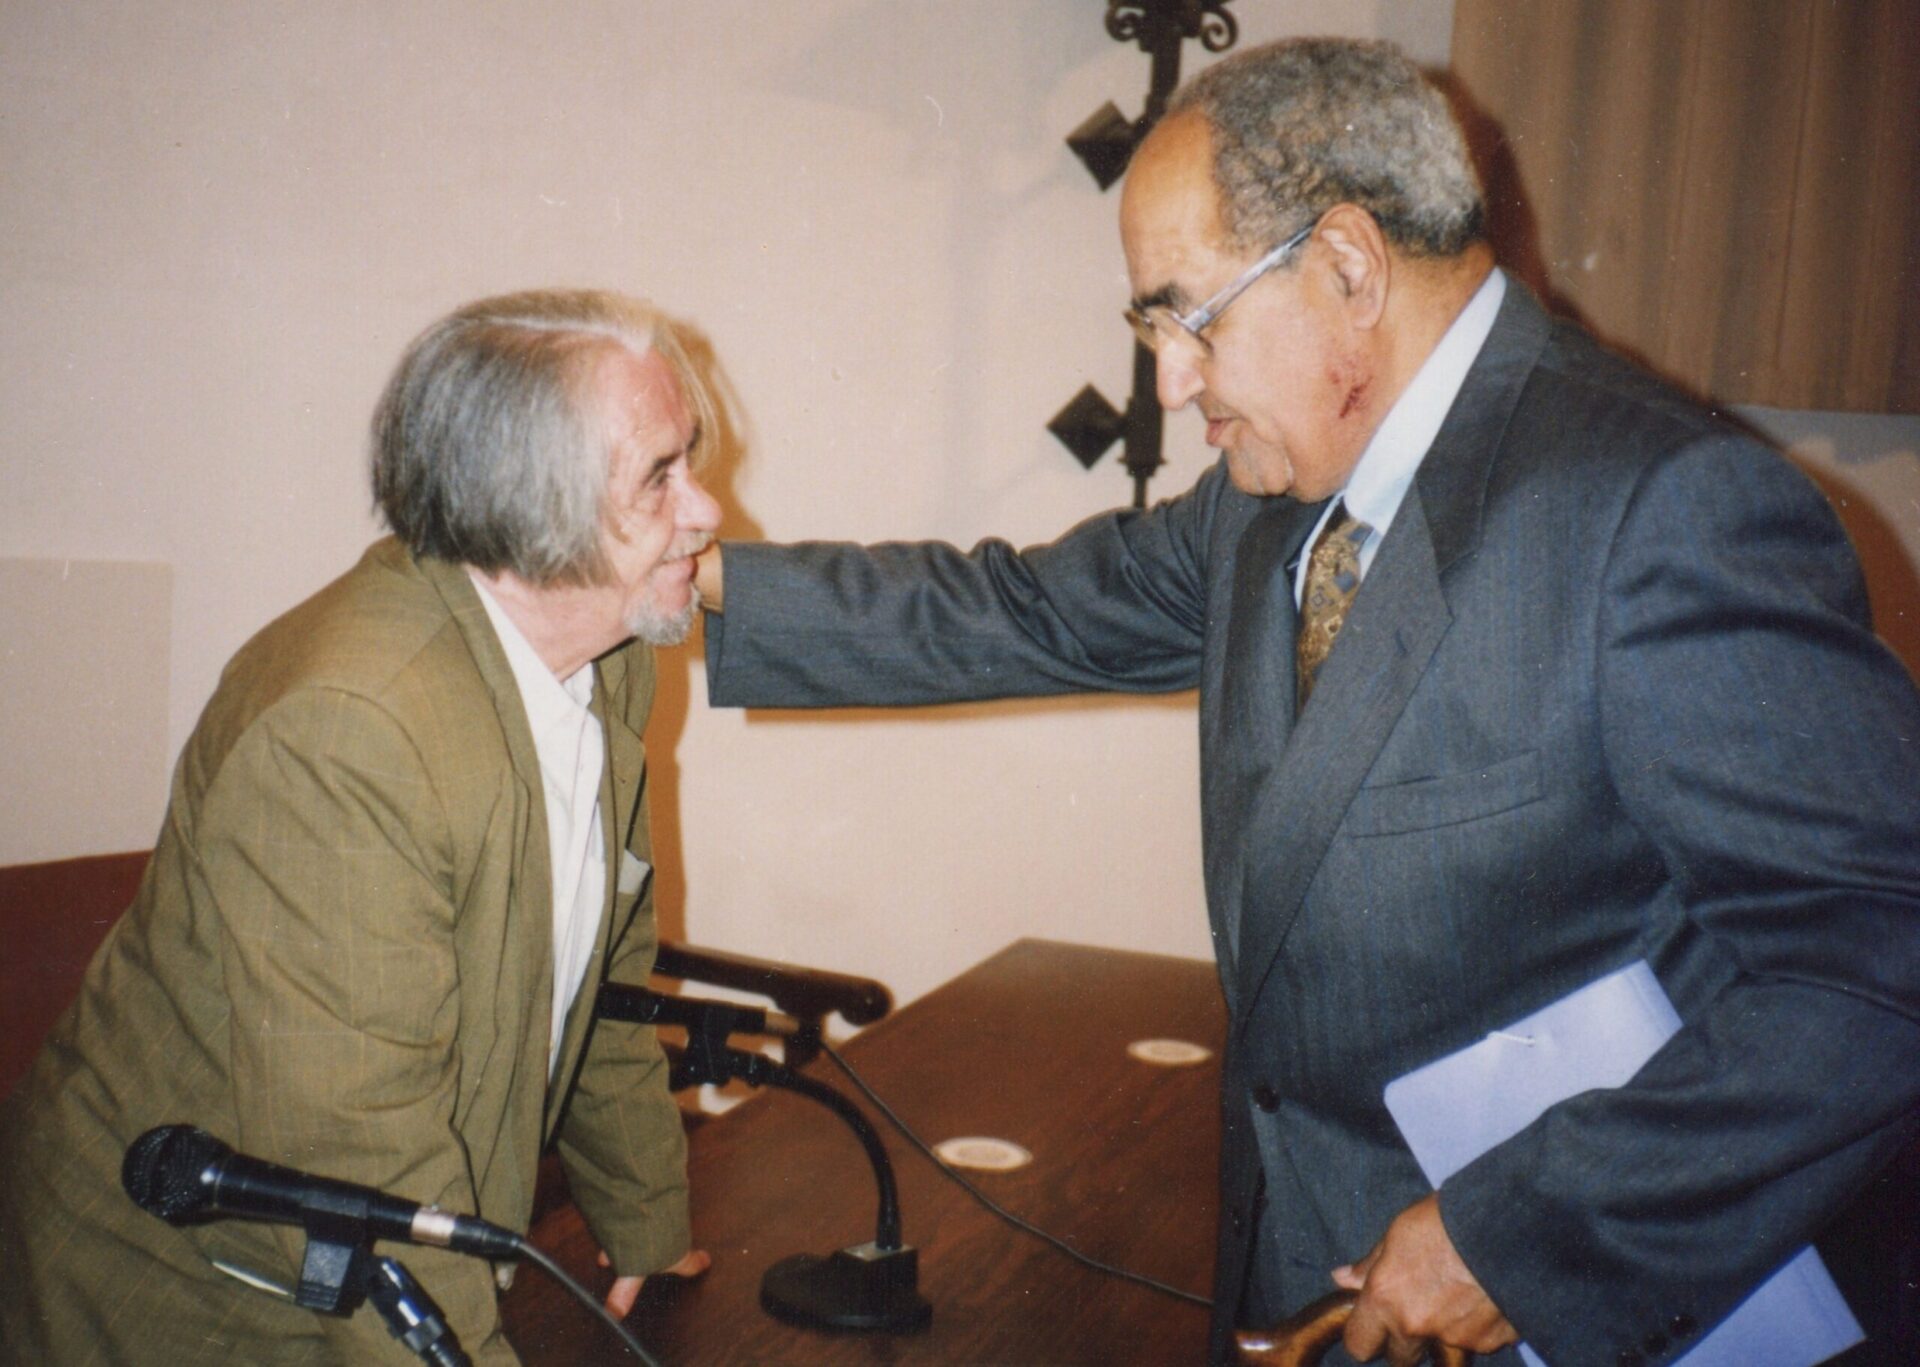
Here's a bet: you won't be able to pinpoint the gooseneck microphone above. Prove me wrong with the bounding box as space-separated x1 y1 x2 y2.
121 1124 522 1260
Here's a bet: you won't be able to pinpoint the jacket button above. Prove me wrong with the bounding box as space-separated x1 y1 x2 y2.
1252 1083 1280 1112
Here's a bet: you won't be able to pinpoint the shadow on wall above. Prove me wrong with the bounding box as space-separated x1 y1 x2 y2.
644 320 763 948
1788 458 1920 684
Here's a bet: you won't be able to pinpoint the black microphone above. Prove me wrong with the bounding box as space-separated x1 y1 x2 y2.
121 1125 522 1260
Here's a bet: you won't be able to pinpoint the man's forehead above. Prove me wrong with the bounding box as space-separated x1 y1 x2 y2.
1120 112 1231 295
596 345 691 437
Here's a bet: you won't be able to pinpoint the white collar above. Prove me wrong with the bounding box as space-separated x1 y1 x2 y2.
1340 268 1507 536
468 573 595 739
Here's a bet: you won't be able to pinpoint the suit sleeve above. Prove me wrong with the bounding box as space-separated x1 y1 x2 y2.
199 688 521 1365
705 465 1228 707
552 872 690 1278
553 646 691 1278
1439 436 1920 1362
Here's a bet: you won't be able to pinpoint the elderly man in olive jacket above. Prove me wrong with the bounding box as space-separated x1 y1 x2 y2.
0 289 719 1363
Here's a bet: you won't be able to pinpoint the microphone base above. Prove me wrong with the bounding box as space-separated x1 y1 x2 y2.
760 1242 932 1334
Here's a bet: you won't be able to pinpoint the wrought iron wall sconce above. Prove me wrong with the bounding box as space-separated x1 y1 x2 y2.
1049 0 1239 509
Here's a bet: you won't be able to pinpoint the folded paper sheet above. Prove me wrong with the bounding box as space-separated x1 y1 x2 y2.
1383 961 1861 1367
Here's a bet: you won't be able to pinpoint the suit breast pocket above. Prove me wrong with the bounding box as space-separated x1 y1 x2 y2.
1343 749 1544 837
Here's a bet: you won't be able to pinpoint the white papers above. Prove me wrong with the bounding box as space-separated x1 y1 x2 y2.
1383 961 1862 1367
617 850 652 896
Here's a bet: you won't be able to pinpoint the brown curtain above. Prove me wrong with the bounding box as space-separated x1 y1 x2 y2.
1450 0 1920 413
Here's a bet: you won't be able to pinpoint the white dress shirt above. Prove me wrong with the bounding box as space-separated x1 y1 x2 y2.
469 574 608 1080
1292 268 1507 606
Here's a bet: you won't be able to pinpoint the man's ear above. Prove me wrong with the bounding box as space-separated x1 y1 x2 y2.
1315 204 1389 328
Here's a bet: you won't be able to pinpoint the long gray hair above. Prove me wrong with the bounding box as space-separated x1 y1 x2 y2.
371 289 715 586
1169 38 1484 257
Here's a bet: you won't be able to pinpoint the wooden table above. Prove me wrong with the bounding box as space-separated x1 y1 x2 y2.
503 938 1228 1365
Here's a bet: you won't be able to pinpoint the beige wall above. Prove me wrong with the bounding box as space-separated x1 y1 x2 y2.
0 560 171 862
5 2 1914 1007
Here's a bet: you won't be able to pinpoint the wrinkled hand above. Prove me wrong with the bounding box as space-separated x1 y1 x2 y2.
1331 1195 1517 1366
598 1247 713 1319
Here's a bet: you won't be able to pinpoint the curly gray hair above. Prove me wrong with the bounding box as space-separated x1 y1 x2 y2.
1167 37 1484 257
371 289 715 587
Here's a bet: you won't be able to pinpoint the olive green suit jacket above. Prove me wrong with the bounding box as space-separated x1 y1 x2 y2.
0 539 688 1364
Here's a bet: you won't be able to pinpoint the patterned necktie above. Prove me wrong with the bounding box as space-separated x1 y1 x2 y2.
1296 505 1372 712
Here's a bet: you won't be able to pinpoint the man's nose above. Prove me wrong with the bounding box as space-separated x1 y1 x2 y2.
1154 344 1206 410
677 471 722 533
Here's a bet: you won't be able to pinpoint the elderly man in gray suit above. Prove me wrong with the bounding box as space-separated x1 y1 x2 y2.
694 38 1920 1367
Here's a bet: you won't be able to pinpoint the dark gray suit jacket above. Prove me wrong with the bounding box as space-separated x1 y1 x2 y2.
705 285 1920 1366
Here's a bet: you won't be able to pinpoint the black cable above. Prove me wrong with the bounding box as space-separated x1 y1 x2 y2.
818 1040 1214 1309
512 1237 662 1366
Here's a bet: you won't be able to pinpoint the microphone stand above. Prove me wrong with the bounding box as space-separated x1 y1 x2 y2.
284 1218 470 1366
599 983 932 1333
366 1255 472 1367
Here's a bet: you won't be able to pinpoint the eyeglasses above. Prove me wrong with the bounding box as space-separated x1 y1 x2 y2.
1124 218 1317 356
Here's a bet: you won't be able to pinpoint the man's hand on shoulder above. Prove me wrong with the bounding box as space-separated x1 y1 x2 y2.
1332 1194 1517 1365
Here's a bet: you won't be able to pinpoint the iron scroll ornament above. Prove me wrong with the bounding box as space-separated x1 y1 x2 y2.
1106 0 1239 55
1052 1 1241 509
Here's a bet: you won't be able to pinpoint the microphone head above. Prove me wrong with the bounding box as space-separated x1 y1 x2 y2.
122 1124 230 1223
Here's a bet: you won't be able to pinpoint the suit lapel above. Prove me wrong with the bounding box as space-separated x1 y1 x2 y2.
421 551 553 935
1232 494 1453 1025
544 650 649 1140
1230 280 1552 1027
1206 498 1323 993
596 649 651 872
418 554 561 1106
1411 282 1551 581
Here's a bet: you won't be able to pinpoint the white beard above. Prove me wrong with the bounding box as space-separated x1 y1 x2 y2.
627 594 698 646
623 531 711 645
